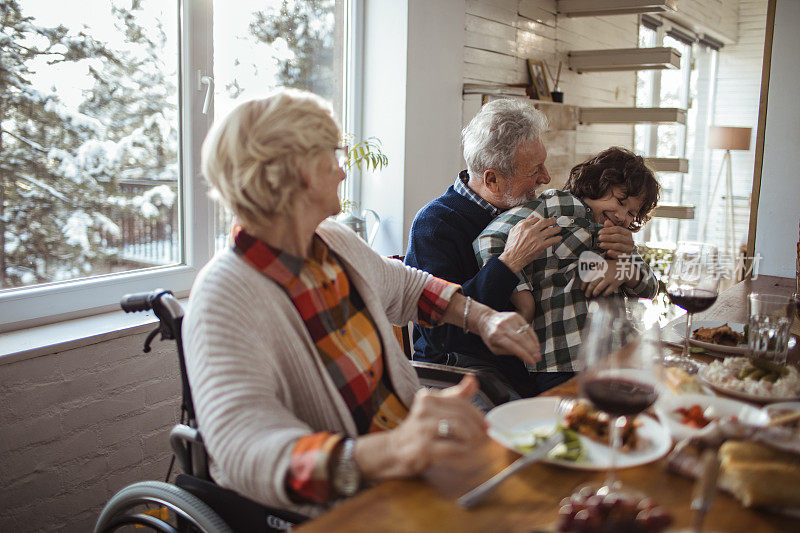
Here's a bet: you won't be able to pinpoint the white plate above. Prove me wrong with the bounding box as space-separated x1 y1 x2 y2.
698 366 800 404
762 401 800 417
668 320 749 355
655 393 768 442
486 397 671 471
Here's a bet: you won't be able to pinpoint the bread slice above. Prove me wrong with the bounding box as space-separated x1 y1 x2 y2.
719 440 800 507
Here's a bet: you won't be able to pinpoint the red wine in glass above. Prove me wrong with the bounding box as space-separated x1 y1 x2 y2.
584 377 657 417
665 243 720 373
666 288 718 314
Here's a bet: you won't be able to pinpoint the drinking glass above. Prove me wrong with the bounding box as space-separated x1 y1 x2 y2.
748 293 795 365
665 242 720 372
579 299 662 493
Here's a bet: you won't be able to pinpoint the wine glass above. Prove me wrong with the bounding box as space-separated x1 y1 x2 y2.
665 242 720 372
578 299 662 494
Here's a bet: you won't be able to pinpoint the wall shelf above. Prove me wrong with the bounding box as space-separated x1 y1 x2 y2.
557 0 677 18
579 107 686 125
462 83 529 98
568 47 681 73
651 203 695 220
644 157 689 173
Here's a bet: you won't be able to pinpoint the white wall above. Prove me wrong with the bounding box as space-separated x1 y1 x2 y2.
754 0 800 277
360 0 465 256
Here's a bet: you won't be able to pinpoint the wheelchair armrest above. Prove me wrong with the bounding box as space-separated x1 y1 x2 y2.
170 424 210 480
410 361 511 408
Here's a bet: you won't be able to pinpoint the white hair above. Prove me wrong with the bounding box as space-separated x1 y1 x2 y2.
462 99 548 180
201 89 340 226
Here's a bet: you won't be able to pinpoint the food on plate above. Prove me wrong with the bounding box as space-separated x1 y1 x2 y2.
736 357 789 382
673 404 718 428
512 426 585 462
564 400 641 451
703 357 800 399
668 421 800 510
663 367 705 395
692 323 744 346
556 485 673 532
719 440 800 508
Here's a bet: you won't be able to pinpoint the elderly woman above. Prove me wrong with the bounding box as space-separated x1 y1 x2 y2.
183 89 541 517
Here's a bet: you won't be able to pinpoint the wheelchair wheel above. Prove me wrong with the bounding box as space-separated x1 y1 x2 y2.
94 481 233 533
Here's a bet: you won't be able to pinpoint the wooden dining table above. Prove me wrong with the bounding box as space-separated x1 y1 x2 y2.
296 276 800 533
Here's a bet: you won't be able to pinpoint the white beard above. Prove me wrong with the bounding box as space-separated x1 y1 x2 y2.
503 190 532 209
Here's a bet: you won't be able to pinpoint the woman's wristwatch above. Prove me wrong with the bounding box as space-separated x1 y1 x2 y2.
332 438 361 498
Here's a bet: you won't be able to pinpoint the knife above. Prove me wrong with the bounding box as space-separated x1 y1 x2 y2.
457 431 563 509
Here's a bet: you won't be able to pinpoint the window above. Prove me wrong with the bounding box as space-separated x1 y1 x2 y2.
0 0 354 332
635 21 720 249
210 0 349 251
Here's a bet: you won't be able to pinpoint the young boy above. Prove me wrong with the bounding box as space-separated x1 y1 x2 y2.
473 147 660 381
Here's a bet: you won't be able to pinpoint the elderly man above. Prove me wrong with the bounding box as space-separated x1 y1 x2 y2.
405 99 561 399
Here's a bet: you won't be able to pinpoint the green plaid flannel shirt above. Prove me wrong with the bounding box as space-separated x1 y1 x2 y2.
473 189 658 372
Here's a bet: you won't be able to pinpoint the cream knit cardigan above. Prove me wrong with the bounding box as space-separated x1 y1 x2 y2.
183 219 436 517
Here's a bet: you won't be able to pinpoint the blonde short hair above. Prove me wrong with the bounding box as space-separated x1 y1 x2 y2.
201 89 341 226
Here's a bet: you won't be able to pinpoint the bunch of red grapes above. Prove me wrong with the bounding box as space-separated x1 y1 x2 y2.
557 485 673 532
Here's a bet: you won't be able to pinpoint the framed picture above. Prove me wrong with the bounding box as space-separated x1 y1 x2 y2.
527 59 551 102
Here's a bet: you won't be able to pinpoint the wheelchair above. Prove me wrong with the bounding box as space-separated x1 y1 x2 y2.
95 289 510 532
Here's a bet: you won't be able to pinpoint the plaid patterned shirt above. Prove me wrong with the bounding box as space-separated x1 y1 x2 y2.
473 189 658 373
454 170 501 217
232 226 457 503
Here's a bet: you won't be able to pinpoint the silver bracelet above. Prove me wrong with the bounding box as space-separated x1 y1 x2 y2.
462 296 472 334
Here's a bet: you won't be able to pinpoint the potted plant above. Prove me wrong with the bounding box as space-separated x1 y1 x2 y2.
337 135 388 245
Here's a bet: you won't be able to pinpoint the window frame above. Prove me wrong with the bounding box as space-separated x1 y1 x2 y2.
0 0 214 333
341 0 365 207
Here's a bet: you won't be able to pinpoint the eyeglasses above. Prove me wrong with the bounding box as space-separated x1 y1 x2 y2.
334 145 349 169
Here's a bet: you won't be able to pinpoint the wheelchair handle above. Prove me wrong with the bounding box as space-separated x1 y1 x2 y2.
120 291 154 313
120 289 174 313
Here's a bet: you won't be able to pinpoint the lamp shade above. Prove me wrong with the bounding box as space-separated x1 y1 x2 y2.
707 126 752 151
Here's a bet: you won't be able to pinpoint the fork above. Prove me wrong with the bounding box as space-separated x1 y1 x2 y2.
457 398 575 509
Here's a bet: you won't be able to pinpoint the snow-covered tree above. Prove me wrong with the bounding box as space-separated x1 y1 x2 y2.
0 0 177 288
249 0 336 100
0 0 120 286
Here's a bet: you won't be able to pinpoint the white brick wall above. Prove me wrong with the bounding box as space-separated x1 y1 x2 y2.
0 331 181 532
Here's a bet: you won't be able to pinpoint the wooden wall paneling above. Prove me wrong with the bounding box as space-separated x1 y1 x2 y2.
466 0 518 26
519 0 557 26
465 13 517 41
464 62 525 84
516 28 558 58
473 0 521 12
465 30 518 56
542 130 577 188
464 47 521 70
663 0 738 44
557 17 639 49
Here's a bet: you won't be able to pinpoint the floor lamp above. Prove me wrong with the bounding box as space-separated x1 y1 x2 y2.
700 126 752 257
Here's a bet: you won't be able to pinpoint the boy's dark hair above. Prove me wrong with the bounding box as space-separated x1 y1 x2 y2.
564 147 660 231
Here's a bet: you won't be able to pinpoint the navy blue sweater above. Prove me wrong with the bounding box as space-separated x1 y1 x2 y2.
405 185 526 379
